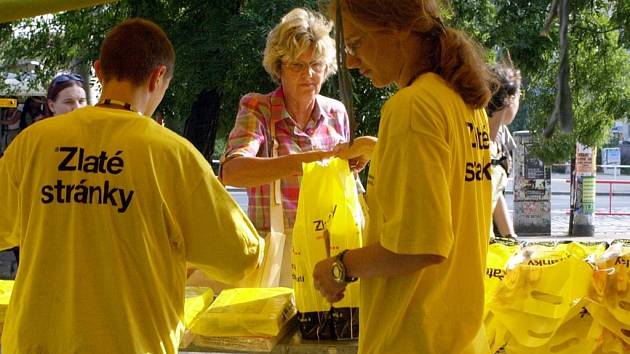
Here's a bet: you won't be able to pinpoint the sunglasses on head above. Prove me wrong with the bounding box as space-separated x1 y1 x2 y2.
51 74 84 86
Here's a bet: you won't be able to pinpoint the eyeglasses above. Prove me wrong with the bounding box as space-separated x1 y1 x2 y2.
284 61 327 74
51 73 84 86
344 34 367 57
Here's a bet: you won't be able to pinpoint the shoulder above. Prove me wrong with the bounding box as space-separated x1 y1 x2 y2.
316 95 348 126
393 73 459 106
383 73 474 136
239 91 274 109
316 95 346 113
391 74 473 117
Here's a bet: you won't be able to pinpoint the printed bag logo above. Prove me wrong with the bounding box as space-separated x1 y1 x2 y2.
40 146 135 213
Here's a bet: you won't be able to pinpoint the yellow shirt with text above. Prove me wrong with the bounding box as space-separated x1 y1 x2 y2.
359 73 492 354
0 106 263 354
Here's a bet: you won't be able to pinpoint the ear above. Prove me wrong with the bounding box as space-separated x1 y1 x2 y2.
47 98 56 115
94 60 104 83
148 65 167 92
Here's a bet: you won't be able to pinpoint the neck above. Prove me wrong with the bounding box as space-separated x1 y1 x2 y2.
396 35 433 88
284 94 316 129
99 79 151 115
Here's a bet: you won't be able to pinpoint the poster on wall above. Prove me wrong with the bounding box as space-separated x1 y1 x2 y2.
580 176 596 213
524 143 545 179
576 144 595 174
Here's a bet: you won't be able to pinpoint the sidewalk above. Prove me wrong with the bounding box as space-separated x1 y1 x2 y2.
518 212 628 241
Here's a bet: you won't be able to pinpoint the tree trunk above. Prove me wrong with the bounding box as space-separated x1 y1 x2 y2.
183 88 221 162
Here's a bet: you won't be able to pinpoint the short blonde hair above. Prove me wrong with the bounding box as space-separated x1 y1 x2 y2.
263 8 337 83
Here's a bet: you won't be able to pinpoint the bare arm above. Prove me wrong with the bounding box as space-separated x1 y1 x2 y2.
489 111 504 141
335 136 377 161
313 242 444 303
222 150 334 188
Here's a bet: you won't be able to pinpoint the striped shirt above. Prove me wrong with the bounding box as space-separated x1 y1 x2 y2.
222 87 350 233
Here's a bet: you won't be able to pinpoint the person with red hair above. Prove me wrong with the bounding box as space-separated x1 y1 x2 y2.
313 1 495 353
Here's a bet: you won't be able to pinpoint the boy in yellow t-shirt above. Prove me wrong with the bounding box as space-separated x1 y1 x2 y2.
0 19 263 354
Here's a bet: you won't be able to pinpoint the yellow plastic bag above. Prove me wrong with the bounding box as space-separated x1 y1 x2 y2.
190 287 295 337
589 323 630 354
490 244 593 347
588 240 630 328
562 241 608 261
183 287 214 328
484 239 519 353
503 304 595 354
587 300 630 346
492 244 593 319
485 241 520 314
292 158 363 339
484 310 510 354
0 280 13 322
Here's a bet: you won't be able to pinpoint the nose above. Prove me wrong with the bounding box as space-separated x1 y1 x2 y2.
299 65 316 78
346 54 360 69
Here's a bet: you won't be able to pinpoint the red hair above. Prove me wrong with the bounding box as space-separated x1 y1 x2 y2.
333 0 494 109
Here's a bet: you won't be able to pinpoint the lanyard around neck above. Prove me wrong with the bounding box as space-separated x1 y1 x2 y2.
97 98 142 115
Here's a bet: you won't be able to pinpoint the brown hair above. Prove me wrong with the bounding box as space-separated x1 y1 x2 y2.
44 74 85 118
332 0 494 109
487 62 522 116
99 18 175 85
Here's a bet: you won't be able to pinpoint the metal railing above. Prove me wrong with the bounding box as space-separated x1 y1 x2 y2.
590 179 630 216
562 177 630 216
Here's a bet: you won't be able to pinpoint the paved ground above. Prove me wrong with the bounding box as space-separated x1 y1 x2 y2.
544 212 628 240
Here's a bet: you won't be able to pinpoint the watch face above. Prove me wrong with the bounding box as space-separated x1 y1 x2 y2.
331 262 344 281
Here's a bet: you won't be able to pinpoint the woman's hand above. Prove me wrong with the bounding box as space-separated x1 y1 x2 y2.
334 136 377 173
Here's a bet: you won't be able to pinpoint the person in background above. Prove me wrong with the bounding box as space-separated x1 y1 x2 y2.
221 8 352 287
41 73 87 119
0 18 263 354
313 1 494 353
0 96 44 153
5 75 87 272
0 106 20 154
487 62 522 239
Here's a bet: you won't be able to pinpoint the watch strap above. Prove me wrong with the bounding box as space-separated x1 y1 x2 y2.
336 249 358 283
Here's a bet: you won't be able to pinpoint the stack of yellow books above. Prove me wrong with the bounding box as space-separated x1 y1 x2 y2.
190 287 297 352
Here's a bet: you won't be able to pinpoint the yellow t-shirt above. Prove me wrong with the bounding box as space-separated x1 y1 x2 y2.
0 106 263 354
359 73 492 354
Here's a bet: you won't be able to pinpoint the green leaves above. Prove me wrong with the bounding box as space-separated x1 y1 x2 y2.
2 0 628 163
453 0 630 163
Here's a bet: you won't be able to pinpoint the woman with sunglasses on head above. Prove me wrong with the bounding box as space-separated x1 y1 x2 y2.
2 74 86 276
40 73 87 120
488 62 521 240
313 1 495 353
221 8 353 287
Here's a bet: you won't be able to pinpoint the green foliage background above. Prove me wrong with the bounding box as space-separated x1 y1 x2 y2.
1 0 628 162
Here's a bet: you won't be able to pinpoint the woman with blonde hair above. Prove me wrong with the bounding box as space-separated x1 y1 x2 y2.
222 8 352 287
313 1 494 353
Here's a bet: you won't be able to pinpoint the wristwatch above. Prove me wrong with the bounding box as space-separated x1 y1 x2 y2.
331 250 358 284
